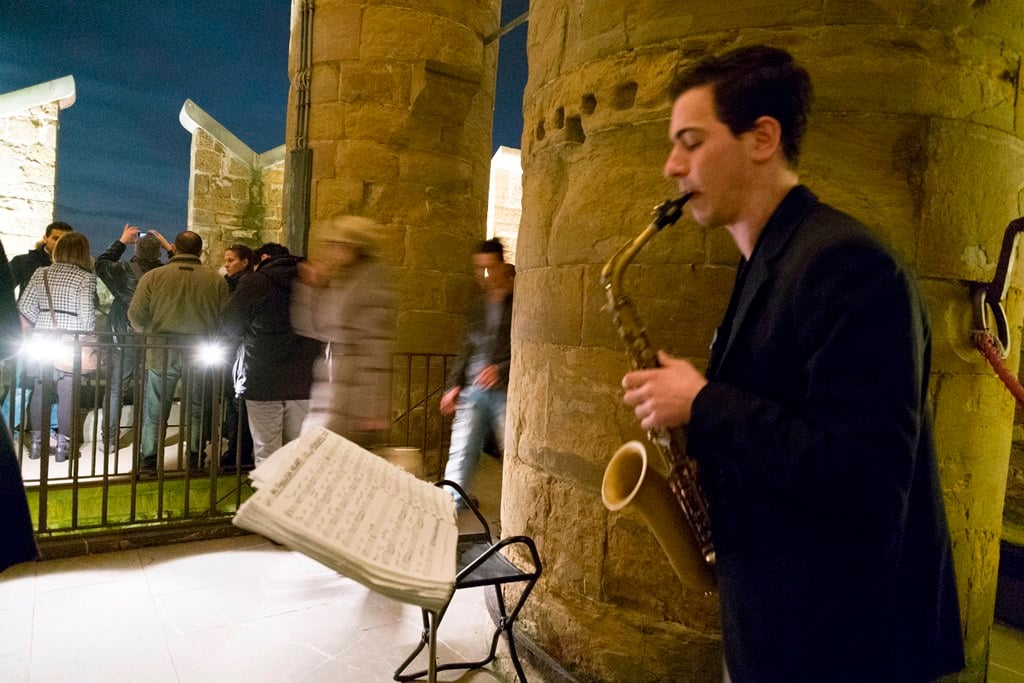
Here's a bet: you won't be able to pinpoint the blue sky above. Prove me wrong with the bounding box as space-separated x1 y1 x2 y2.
0 0 528 252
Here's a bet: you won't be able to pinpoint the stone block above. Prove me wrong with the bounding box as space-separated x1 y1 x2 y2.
513 267 583 348
312 2 362 62
339 62 412 106
308 103 346 142
228 158 251 179
344 102 409 143
334 140 399 182
398 148 472 193
802 26 1018 133
361 7 483 69
310 141 337 179
193 175 210 196
310 63 340 104
313 177 364 219
396 268 444 311
194 149 222 175
396 310 462 354
403 226 471 273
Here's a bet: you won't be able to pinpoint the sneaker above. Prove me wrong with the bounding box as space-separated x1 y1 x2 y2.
136 457 158 478
28 431 41 460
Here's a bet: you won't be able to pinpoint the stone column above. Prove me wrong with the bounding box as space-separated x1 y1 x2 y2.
507 2 1024 680
284 0 501 356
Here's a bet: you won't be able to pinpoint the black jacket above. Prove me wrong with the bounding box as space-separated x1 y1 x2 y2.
10 246 50 296
221 255 321 401
95 240 162 334
689 187 963 682
445 290 513 392
0 240 38 573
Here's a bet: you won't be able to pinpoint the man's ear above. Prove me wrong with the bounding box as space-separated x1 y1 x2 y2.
749 115 783 162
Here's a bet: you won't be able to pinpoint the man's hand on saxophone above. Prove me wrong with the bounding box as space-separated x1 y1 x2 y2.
622 350 707 430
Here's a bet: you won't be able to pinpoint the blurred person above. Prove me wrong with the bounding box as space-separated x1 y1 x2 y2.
292 215 395 447
0 237 37 573
17 232 96 461
129 231 228 474
440 239 513 506
10 221 73 295
94 224 171 452
222 243 320 466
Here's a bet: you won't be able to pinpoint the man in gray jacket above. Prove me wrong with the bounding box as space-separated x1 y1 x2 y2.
129 231 228 474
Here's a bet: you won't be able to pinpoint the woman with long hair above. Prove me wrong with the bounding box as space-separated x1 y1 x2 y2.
17 232 96 461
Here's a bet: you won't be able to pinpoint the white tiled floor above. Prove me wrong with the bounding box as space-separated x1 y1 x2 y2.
0 455 511 683
0 535 511 683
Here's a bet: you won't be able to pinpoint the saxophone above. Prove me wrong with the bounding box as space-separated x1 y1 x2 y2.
600 194 716 593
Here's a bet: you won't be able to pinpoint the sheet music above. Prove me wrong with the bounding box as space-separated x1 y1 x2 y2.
233 428 457 611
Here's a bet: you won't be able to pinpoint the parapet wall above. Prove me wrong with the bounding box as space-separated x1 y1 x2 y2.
180 99 285 264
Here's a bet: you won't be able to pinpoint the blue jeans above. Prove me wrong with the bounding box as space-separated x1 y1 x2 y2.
443 385 506 505
140 364 211 465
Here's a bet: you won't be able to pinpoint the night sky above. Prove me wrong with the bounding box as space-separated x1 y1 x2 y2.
0 0 529 254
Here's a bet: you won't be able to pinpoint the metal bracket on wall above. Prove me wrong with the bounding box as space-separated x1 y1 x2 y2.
971 216 1024 359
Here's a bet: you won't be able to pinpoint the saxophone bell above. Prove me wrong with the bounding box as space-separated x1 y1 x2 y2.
602 441 715 593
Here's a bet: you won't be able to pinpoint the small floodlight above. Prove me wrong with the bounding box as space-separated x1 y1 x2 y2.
195 341 227 366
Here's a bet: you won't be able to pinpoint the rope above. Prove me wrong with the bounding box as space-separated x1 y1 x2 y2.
973 331 1024 406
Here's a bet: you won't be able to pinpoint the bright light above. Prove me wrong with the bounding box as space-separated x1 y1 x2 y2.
22 335 66 363
195 342 227 366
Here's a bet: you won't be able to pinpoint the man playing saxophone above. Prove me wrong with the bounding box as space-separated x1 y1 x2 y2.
621 45 963 682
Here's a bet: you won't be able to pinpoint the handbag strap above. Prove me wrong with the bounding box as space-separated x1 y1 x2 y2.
42 270 59 329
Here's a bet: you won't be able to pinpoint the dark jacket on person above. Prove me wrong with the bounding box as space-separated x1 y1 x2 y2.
10 245 50 296
688 186 963 682
221 254 320 401
444 290 513 393
0 240 38 573
94 240 162 335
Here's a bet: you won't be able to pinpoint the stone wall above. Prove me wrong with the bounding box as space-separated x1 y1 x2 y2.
0 76 76 257
506 2 1024 681
285 0 501 355
180 99 286 265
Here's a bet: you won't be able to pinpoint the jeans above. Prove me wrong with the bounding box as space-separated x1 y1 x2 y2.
140 363 212 465
442 385 506 505
104 345 136 449
245 399 309 465
28 370 74 439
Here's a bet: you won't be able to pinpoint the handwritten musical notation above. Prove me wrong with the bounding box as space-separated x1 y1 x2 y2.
234 428 458 611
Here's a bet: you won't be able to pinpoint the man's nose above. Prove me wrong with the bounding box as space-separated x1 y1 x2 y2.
663 146 687 178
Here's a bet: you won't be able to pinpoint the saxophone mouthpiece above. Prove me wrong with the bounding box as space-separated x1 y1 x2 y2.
653 193 693 230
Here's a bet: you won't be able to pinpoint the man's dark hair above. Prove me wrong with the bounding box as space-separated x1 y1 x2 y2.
670 45 812 164
44 222 73 237
254 242 289 261
174 230 203 256
475 238 504 262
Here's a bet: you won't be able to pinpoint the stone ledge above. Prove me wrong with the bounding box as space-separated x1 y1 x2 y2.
0 75 76 117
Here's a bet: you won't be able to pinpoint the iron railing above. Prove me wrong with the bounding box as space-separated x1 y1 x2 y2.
5 331 453 555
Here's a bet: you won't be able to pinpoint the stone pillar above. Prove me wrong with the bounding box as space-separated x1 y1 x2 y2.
507 2 1024 680
0 76 76 257
285 0 501 355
